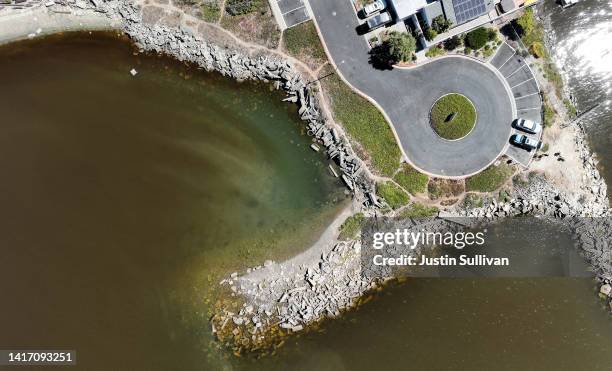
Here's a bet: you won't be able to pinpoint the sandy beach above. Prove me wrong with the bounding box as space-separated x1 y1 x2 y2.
0 5 117 46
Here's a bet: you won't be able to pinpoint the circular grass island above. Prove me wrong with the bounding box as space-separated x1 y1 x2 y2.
430 93 477 140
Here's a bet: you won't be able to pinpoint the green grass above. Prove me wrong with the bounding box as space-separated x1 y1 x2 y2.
463 193 483 208
393 164 429 195
319 64 401 176
400 203 438 218
282 21 326 65
465 163 514 192
430 94 477 140
377 182 410 209
201 2 221 22
543 96 556 127
338 213 365 240
564 98 577 118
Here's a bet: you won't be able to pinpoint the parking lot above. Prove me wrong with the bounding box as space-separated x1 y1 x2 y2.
276 0 310 28
491 42 543 167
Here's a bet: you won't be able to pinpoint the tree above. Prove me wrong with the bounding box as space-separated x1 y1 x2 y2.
386 31 416 62
431 15 452 33
465 27 488 50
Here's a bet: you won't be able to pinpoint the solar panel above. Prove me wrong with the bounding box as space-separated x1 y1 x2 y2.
452 0 487 24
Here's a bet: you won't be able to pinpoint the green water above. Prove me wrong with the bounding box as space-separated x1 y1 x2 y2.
0 33 347 370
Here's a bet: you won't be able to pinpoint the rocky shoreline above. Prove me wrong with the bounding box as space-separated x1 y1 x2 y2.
3 0 610 354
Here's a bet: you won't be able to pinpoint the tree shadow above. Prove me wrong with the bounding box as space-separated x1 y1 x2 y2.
368 44 394 71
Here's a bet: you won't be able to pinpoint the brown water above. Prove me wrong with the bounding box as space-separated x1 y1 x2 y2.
0 33 346 370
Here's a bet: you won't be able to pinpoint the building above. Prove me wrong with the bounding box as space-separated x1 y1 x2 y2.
388 0 496 28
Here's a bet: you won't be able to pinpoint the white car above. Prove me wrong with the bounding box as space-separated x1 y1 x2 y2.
362 0 386 17
514 118 542 134
366 11 391 30
511 134 542 151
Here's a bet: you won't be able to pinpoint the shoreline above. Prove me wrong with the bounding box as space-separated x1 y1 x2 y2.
1 0 610 354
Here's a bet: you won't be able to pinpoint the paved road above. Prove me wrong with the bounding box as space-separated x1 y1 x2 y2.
309 0 514 177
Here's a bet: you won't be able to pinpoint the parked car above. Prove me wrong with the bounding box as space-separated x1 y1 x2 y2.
366 12 391 30
511 134 542 151
362 0 386 18
514 118 542 134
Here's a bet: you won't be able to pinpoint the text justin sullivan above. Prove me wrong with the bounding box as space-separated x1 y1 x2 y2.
373 254 509 266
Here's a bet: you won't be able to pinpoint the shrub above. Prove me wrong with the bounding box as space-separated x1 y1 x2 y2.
431 15 452 33
387 31 416 62
465 28 488 50
428 179 464 200
393 164 429 195
487 28 498 42
424 27 438 41
444 35 462 50
529 42 546 58
425 45 445 58
225 0 262 16
377 182 410 209
515 8 536 36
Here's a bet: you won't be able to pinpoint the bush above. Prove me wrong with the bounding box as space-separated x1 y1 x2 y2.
393 164 429 195
487 28 498 42
529 42 546 58
428 179 464 200
386 31 416 62
465 27 488 50
225 0 262 15
424 27 438 41
338 213 365 240
425 45 445 58
377 182 410 209
444 35 462 50
515 8 536 36
431 15 452 33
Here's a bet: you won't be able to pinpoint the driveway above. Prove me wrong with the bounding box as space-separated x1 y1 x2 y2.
309 0 514 177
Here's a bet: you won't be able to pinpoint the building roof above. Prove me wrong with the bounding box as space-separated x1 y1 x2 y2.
451 0 487 24
500 0 517 11
389 0 428 20
422 1 444 24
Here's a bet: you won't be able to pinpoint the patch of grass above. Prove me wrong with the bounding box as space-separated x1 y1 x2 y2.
543 62 564 98
543 95 556 127
319 64 401 176
564 98 577 118
463 193 483 208
428 178 464 200
393 164 429 195
282 21 326 67
430 93 477 140
400 203 438 218
220 0 280 48
338 213 365 240
465 163 514 192
201 1 221 22
377 182 410 209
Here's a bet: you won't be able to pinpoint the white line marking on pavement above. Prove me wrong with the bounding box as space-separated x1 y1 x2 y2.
511 77 535 89
514 91 541 100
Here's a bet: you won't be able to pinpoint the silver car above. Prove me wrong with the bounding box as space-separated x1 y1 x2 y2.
366 11 391 30
514 118 542 134
511 134 542 151
362 0 386 17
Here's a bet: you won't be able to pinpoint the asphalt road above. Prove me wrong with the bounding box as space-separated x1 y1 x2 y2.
309 0 514 177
